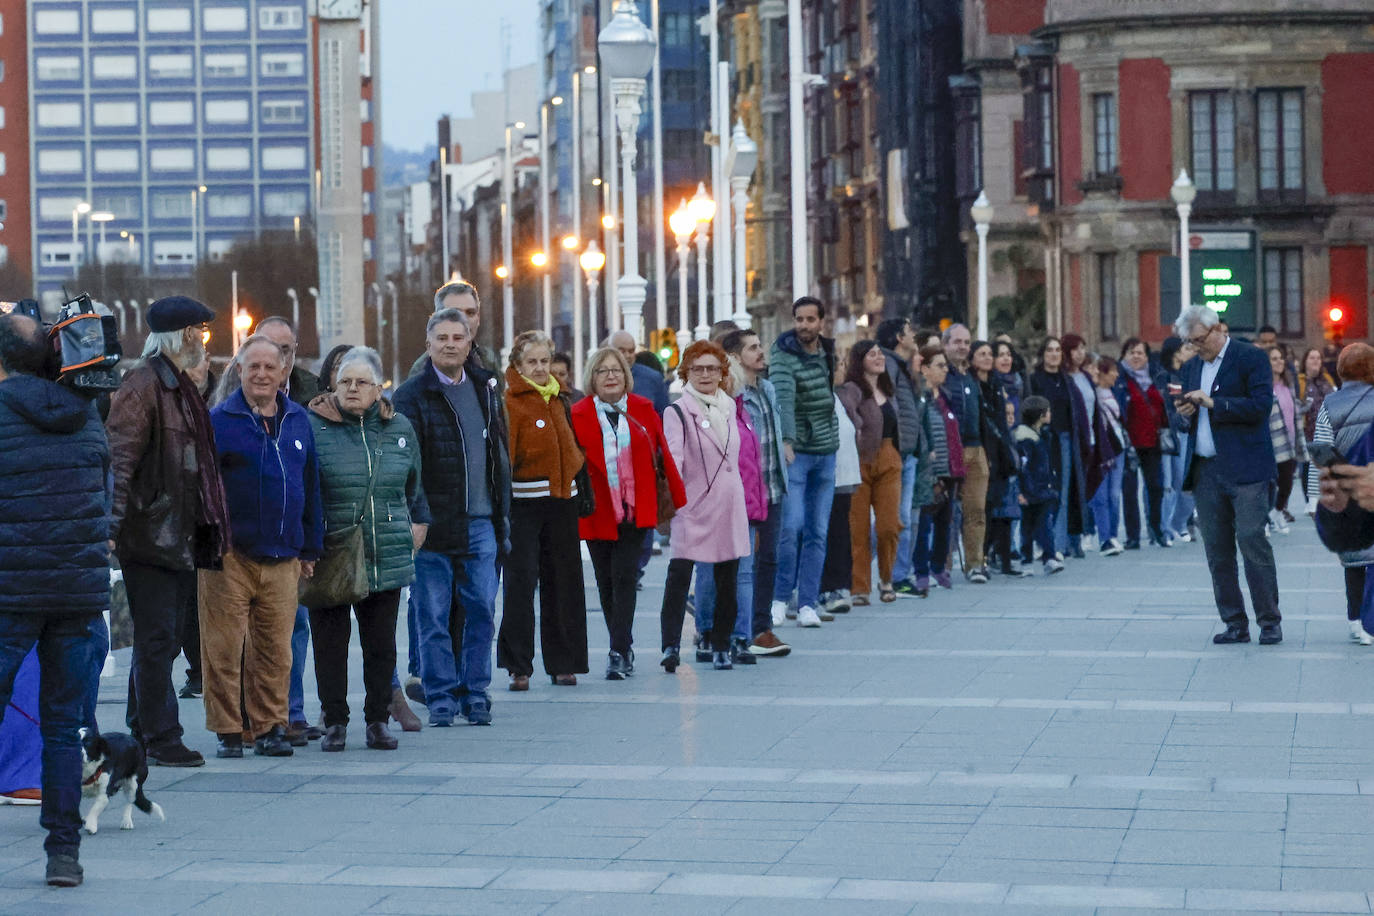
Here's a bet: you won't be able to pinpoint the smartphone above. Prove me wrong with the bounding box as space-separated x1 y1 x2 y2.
1167 382 1183 398
1308 442 1346 468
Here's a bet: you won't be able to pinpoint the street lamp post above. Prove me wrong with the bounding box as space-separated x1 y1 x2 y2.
286 288 300 335
539 99 561 336
385 280 401 385
597 0 657 345
71 201 91 278
438 145 449 279
1171 169 1197 312
970 190 993 341
190 185 206 264
669 199 694 351
650 0 668 339
726 120 758 329
502 122 524 358
369 281 384 365
687 183 715 341
579 241 605 362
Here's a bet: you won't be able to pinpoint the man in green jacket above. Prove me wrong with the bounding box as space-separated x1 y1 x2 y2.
768 296 838 629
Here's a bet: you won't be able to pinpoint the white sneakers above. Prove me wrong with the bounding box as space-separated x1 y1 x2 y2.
1043 557 1065 575
1268 510 1291 536
796 606 823 627
770 600 789 628
1351 620 1374 646
1100 539 1124 557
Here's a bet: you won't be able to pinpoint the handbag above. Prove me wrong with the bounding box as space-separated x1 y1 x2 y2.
560 395 596 518
621 407 678 526
298 449 379 610
1157 426 1179 456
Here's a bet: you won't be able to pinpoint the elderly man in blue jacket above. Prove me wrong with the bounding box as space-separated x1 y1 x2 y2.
202 335 323 759
0 313 111 888
1172 305 1280 645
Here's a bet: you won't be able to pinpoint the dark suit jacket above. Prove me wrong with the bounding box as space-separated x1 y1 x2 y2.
1177 337 1276 491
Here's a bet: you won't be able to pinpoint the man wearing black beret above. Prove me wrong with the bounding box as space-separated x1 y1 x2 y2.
106 296 231 767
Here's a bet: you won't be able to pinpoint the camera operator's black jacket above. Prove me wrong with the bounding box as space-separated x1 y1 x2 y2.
0 374 110 616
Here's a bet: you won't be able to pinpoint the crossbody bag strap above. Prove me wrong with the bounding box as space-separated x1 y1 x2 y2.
622 407 667 474
355 448 382 526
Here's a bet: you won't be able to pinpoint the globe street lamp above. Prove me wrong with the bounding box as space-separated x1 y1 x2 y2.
687 182 716 341
669 199 695 351
597 0 657 344
970 190 994 341
579 240 606 370
1171 169 1197 313
726 120 758 329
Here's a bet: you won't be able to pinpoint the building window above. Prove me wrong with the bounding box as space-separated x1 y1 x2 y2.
363 191 373 214
149 147 195 171
94 100 138 128
1263 247 1303 336
259 51 304 78
1098 253 1118 340
148 54 194 80
205 98 250 124
952 80 981 199
36 57 82 81
147 7 191 32
35 10 80 34
149 99 195 126
262 145 307 170
261 100 306 124
206 194 252 218
259 6 303 29
39 195 88 221
361 145 372 168
1092 93 1117 176
0 202 7 223
92 56 137 80
38 148 82 174
1018 53 1055 208
363 238 374 261
152 240 196 265
0 108 6 130
152 192 193 219
94 193 140 220
262 189 308 216
37 102 82 128
203 6 248 31
204 53 248 78
1189 90 1235 198
92 8 137 33
662 12 693 48
1257 89 1303 201
206 146 251 171
94 148 140 173
662 71 696 104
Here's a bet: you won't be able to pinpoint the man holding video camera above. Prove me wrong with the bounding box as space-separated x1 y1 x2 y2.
0 312 111 887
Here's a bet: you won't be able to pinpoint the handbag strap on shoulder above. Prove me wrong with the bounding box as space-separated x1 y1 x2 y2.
355 448 382 526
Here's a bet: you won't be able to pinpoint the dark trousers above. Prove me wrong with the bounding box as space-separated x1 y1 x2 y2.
1347 567 1365 622
588 523 647 657
989 518 1014 572
1123 446 1165 544
0 612 106 858
1020 501 1056 563
497 498 589 677
913 497 953 578
121 560 193 751
1192 458 1281 629
181 578 200 682
662 557 739 652
1275 459 1297 513
309 588 400 726
751 500 783 636
820 491 854 595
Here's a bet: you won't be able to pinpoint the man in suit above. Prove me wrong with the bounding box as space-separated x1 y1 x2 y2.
1172 306 1280 645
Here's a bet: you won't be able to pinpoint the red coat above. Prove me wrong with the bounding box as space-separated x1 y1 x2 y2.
570 393 686 541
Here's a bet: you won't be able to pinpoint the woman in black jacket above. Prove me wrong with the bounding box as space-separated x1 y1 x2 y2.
972 341 1021 576
1027 337 1090 560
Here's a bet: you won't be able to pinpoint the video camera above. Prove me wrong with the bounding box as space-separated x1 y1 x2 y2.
0 294 123 392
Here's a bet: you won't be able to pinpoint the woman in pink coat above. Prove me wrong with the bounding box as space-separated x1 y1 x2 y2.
659 340 751 672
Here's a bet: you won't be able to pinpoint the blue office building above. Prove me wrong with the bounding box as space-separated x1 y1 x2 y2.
28 0 313 301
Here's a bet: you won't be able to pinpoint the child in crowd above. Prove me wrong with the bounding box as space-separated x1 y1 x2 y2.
987 401 1027 576
1090 356 1127 556
1012 396 1063 574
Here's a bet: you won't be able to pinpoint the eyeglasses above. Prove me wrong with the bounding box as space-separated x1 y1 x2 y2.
1188 326 1216 347
337 379 378 390
593 367 624 377
689 364 722 375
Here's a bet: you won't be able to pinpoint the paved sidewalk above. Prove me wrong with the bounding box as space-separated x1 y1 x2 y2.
0 520 1371 913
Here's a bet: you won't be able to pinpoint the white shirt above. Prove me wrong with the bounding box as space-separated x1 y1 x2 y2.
1194 335 1230 458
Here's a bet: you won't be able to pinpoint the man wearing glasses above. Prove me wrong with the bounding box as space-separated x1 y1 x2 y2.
1172 305 1281 645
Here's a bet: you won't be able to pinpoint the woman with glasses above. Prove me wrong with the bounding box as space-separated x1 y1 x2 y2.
1114 338 1170 548
497 330 588 690
570 347 685 680
305 347 429 751
659 340 751 670
911 344 962 596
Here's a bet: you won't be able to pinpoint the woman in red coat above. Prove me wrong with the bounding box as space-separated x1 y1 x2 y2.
570 347 686 680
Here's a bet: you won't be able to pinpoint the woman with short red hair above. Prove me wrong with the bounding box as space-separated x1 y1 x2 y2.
659 340 752 671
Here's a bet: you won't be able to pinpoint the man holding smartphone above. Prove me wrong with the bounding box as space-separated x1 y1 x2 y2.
1171 306 1281 645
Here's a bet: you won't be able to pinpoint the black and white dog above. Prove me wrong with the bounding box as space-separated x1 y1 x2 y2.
78 727 165 834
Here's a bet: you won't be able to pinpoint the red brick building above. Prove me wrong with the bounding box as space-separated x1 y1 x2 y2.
0 0 30 291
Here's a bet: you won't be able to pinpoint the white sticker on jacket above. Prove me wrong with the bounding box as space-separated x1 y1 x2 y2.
294 440 303 450
399 436 407 448
535 419 546 428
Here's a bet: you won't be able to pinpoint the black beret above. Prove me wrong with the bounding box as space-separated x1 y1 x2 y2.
146 296 216 332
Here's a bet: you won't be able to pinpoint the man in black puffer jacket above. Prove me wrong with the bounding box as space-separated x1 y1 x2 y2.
0 314 111 888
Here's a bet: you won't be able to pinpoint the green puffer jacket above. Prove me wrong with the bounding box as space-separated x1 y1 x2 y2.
307 394 431 594
769 330 839 455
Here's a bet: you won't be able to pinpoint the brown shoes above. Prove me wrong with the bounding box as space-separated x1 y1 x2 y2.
510 675 530 691
748 630 792 657
552 674 577 686
365 722 398 750
388 686 423 732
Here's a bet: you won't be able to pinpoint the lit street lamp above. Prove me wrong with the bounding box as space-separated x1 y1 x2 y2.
597 0 657 344
970 190 993 341
90 211 115 257
726 120 758 329
579 241 606 366
687 183 715 341
286 288 301 336
1171 169 1197 313
669 199 694 352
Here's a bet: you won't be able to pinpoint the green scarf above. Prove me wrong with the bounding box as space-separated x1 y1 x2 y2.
523 373 560 403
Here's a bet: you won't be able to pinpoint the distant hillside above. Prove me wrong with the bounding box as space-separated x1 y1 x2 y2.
381 144 434 189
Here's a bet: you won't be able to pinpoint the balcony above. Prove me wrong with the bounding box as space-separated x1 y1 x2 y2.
1043 0 1371 29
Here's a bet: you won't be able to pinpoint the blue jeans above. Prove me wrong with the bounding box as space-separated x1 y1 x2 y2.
1162 435 1196 537
1053 431 1073 554
892 454 918 583
913 498 952 579
411 519 498 717
0 612 106 857
774 451 836 610
1089 453 1124 545
288 605 309 723
695 528 756 643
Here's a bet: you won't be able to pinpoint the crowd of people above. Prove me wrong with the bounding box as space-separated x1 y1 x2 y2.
0 280 1361 886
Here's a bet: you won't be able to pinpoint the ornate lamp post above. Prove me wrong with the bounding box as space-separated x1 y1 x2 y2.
726 120 758 329
579 240 606 362
1171 169 1197 312
687 183 715 341
970 190 994 341
597 0 657 344
669 199 694 351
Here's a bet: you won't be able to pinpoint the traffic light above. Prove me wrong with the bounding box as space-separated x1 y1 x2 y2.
1325 303 1349 342
650 328 679 370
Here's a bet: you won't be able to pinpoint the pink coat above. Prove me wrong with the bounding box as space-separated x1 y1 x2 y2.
664 393 751 563
736 395 767 523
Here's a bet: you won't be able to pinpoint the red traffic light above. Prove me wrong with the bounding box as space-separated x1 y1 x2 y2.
1328 305 1345 323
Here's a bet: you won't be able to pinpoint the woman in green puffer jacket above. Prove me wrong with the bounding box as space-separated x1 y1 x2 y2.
306 347 430 753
